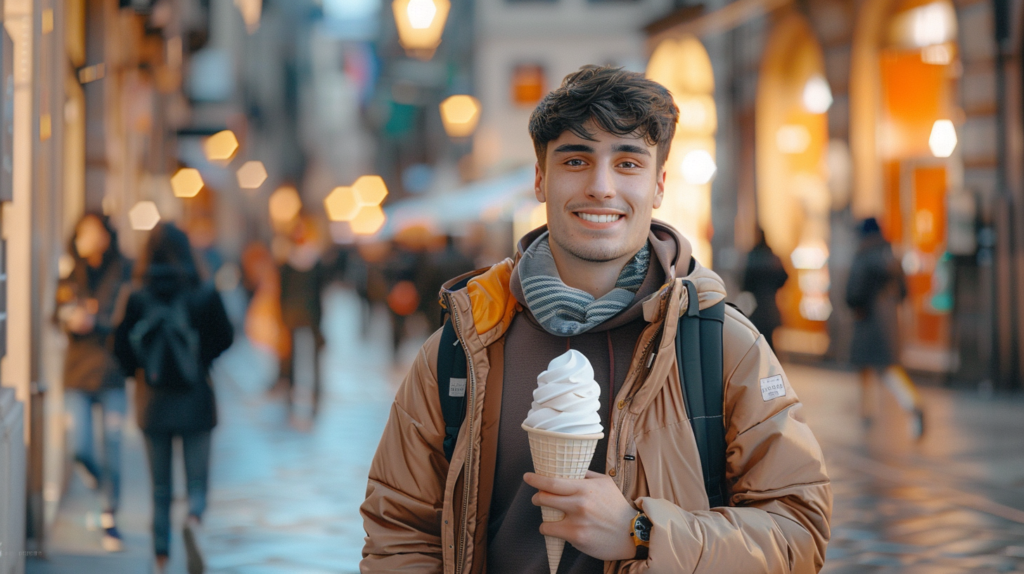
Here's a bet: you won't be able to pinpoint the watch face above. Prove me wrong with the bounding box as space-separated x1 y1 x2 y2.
634 515 652 542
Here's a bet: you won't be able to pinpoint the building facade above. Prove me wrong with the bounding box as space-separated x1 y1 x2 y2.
647 0 1024 388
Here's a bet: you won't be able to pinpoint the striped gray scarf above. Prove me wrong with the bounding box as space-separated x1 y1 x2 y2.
519 233 650 336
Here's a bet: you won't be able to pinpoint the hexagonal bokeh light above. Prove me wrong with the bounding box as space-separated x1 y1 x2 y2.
439 95 480 138
269 185 302 227
237 161 268 189
171 168 205 198
129 201 161 231
352 175 388 206
204 130 239 162
350 204 386 235
324 186 360 222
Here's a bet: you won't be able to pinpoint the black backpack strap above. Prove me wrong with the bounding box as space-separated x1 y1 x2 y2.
676 280 728 508
436 276 473 463
437 320 468 462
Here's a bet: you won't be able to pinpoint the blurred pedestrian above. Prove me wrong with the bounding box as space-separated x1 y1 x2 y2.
277 214 327 428
55 212 132 552
845 217 924 440
114 222 233 574
740 226 789 350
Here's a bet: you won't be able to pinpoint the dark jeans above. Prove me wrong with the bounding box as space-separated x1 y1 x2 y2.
65 387 126 513
143 431 212 557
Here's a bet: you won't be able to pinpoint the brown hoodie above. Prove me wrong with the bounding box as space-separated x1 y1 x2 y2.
360 221 832 574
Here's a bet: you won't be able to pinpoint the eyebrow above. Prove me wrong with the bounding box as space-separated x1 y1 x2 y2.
613 144 651 156
551 143 651 156
553 143 594 154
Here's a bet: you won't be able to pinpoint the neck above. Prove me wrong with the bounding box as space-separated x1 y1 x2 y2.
86 253 104 268
547 240 636 298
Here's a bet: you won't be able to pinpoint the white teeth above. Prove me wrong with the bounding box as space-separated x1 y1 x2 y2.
578 213 621 224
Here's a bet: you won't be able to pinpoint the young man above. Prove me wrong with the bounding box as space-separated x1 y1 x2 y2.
360 66 832 573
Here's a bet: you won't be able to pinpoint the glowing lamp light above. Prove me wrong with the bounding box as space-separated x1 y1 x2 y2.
351 204 387 235
353 175 389 205
129 201 161 231
324 186 361 222
392 0 450 57
440 95 481 138
269 186 302 226
929 119 957 158
680 149 717 185
171 168 204 198
776 124 811 154
236 161 268 189
204 130 239 162
802 74 833 114
911 2 955 48
791 242 829 270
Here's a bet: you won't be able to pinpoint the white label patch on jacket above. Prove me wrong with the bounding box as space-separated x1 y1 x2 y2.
760 375 786 401
449 378 467 398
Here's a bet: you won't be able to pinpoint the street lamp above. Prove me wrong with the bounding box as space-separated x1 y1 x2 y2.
440 95 481 138
393 0 450 59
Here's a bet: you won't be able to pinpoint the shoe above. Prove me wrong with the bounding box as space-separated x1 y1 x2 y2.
183 516 206 574
910 409 925 441
100 512 122 552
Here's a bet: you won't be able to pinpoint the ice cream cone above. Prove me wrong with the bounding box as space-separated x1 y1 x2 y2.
522 423 604 574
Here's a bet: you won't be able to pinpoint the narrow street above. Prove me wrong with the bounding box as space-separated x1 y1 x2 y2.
28 287 1024 573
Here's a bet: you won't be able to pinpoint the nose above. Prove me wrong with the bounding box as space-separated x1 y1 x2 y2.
586 162 616 201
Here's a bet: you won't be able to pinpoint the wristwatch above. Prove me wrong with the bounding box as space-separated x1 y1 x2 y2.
629 511 652 559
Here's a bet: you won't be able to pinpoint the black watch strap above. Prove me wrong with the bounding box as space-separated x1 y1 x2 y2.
634 545 649 560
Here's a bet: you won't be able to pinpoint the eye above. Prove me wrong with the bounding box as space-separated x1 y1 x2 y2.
618 160 640 169
565 158 586 167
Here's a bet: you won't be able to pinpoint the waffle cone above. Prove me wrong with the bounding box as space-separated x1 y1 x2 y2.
522 423 604 574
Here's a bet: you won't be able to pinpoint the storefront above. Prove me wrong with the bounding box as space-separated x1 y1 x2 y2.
645 0 1016 383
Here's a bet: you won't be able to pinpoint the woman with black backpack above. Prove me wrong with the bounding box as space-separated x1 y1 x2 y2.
114 222 233 574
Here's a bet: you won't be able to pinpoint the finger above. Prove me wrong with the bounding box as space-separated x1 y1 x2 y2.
531 490 577 513
523 473 581 496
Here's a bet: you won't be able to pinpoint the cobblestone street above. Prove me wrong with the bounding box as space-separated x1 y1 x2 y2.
28 287 1024 573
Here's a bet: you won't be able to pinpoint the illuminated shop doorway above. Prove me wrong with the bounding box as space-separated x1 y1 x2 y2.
852 0 962 371
647 36 717 267
756 13 833 353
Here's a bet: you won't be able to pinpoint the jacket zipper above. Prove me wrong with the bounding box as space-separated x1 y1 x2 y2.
446 292 475 574
612 292 670 477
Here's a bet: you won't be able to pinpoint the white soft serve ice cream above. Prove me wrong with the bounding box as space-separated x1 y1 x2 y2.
523 350 603 435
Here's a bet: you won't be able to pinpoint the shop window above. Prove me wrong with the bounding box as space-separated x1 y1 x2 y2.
511 64 546 107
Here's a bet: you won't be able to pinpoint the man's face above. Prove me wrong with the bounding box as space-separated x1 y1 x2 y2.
535 123 665 265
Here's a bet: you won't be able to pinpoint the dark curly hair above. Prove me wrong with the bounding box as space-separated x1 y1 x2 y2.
528 65 679 170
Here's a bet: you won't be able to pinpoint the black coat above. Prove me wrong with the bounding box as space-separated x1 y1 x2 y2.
741 242 789 344
845 234 906 367
114 266 233 433
57 253 132 392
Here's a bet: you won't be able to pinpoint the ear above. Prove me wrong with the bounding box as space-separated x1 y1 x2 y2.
652 166 666 210
534 162 546 203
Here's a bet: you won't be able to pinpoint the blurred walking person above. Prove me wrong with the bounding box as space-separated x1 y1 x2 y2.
278 214 326 429
845 217 924 440
114 222 233 574
55 213 132 552
740 226 789 350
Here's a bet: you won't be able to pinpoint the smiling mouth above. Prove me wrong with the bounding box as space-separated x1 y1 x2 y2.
576 212 623 224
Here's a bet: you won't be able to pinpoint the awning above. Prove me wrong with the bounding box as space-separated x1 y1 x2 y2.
380 166 535 238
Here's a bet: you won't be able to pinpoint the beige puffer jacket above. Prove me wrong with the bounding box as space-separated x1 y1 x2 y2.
361 224 831 574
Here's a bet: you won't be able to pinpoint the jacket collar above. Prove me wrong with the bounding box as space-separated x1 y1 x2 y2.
439 220 726 344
